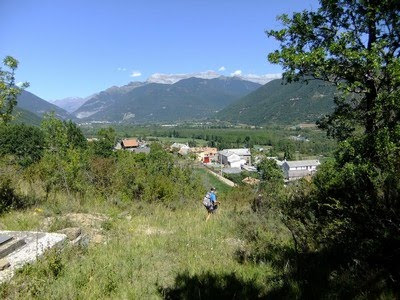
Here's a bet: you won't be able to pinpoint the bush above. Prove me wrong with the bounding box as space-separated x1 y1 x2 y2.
0 123 44 166
0 177 25 214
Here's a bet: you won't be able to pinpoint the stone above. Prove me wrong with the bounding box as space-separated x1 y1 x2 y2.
0 258 10 271
57 227 82 241
91 234 105 244
65 213 108 228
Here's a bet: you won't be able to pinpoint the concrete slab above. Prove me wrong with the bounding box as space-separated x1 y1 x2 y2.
0 238 26 259
0 230 67 283
0 235 12 245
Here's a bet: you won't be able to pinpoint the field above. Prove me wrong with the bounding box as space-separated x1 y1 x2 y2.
82 124 337 159
0 170 286 299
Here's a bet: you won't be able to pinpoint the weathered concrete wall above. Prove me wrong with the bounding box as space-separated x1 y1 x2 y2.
202 165 236 187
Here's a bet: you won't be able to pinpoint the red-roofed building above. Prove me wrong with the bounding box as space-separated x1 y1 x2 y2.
121 138 139 150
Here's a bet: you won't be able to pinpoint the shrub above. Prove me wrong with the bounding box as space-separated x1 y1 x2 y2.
0 177 25 214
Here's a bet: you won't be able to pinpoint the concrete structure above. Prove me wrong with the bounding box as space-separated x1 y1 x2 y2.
242 165 257 172
202 166 236 187
0 231 67 283
221 167 242 174
281 159 320 181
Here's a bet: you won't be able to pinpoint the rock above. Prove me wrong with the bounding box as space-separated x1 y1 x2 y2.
65 213 108 228
91 234 105 244
71 234 90 247
0 258 10 271
57 227 82 241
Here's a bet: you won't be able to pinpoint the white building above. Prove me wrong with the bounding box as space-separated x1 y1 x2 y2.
281 160 320 181
218 150 246 168
218 148 251 165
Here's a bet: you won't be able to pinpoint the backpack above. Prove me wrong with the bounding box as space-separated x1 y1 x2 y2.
203 192 211 207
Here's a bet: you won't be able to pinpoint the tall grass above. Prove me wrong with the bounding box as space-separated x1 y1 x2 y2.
0 200 280 299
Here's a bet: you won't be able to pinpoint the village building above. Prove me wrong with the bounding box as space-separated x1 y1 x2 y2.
218 150 247 168
169 142 193 156
121 138 139 151
190 147 218 163
223 148 252 164
218 148 251 167
170 142 187 149
281 159 320 181
131 146 150 154
178 145 190 156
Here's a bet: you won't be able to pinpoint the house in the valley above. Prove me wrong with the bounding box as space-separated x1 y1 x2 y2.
218 150 247 168
170 142 187 150
178 145 190 156
190 147 218 163
132 146 150 154
218 148 251 165
121 138 139 151
281 159 320 181
170 142 189 154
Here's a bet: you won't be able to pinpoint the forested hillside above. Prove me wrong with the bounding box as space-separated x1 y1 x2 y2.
217 79 336 125
74 77 261 123
17 90 72 120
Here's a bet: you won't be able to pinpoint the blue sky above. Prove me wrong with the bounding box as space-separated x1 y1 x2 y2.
0 0 319 100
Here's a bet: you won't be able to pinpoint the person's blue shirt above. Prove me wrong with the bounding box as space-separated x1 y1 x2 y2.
210 192 216 203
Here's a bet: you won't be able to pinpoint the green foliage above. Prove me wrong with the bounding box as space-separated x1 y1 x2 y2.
0 177 23 214
283 144 293 160
41 113 87 153
0 56 29 124
267 0 400 160
12 107 42 126
267 0 400 296
91 127 116 157
0 123 44 166
257 157 283 183
217 78 336 125
84 124 336 157
74 77 261 123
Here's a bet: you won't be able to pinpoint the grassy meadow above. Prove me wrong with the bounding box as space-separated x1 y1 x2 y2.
0 168 289 299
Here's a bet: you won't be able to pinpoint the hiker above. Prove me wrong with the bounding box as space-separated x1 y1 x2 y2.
203 187 220 222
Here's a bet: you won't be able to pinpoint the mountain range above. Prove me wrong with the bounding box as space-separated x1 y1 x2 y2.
216 79 337 125
51 97 92 113
14 76 337 126
74 77 261 123
17 90 72 120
